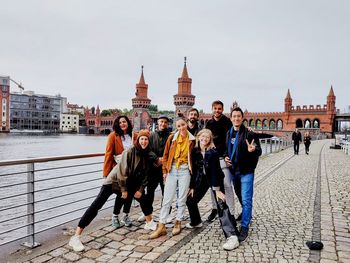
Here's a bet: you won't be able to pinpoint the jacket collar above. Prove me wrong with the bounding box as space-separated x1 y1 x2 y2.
172 130 196 142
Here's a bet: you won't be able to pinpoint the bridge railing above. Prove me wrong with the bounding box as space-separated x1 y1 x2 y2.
0 153 109 249
259 137 293 156
341 141 350 155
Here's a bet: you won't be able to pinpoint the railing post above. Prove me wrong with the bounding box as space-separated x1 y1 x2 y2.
22 162 40 248
269 139 273 153
265 139 268 155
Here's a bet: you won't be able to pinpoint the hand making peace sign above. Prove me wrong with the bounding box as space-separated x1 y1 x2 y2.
246 139 256 152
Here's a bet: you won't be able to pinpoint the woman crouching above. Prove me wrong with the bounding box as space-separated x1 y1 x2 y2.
186 129 239 250
69 130 157 252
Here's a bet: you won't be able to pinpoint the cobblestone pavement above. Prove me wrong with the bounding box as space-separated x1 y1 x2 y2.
5 140 350 263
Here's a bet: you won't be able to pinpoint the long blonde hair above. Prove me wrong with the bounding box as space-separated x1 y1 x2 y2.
196 129 215 151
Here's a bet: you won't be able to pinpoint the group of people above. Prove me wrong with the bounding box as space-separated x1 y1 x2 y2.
292 128 312 155
68 101 262 252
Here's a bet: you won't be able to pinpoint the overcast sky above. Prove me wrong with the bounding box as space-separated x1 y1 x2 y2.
1 0 349 113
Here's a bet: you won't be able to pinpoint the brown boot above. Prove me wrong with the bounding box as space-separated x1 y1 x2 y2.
149 223 167 239
172 220 181 236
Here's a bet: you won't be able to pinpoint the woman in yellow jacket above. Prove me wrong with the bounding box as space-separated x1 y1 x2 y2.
150 117 195 238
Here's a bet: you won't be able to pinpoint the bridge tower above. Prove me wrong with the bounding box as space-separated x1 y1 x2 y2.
174 57 195 117
132 66 151 130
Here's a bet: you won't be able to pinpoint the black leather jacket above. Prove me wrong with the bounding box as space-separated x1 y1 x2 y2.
190 147 224 190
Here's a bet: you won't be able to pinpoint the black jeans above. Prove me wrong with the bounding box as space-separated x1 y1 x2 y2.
114 192 132 215
305 143 310 153
78 184 152 229
293 142 300 154
146 166 165 209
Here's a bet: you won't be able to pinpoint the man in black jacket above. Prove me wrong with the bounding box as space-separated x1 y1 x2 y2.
292 128 302 155
224 107 262 242
205 100 233 221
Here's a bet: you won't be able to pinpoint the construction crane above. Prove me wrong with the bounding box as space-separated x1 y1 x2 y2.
9 78 24 92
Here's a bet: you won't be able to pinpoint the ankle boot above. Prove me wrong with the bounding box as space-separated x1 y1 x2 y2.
172 220 181 236
149 223 167 239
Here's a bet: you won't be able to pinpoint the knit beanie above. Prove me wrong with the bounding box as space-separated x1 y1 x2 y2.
135 129 151 150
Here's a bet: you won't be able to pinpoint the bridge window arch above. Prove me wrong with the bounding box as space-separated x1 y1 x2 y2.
296 119 303 128
304 119 311 128
249 119 255 128
256 119 262 129
313 119 320 128
269 119 276 130
243 119 248 127
277 119 283 130
262 119 268 129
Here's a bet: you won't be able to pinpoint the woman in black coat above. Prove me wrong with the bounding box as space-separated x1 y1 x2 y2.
186 129 239 250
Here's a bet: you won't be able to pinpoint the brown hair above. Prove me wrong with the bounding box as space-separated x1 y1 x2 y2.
211 100 224 108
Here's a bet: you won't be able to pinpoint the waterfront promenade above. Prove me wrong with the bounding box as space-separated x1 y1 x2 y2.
4 139 350 263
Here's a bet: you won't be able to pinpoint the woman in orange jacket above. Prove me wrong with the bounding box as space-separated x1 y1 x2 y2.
150 117 196 238
103 115 137 228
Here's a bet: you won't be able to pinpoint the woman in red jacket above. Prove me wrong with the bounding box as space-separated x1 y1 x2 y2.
103 115 137 228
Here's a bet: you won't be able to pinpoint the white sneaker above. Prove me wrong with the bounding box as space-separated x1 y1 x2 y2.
222 235 239 250
144 220 157 231
185 222 203 229
137 214 145 222
165 214 174 224
68 235 85 252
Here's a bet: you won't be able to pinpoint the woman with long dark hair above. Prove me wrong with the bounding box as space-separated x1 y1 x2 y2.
103 115 136 228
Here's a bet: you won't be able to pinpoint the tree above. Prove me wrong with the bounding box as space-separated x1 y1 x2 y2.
149 104 158 112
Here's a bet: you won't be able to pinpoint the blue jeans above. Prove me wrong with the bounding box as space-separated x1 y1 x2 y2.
234 172 254 229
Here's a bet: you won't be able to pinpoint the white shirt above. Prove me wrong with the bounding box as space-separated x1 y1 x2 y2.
121 134 132 150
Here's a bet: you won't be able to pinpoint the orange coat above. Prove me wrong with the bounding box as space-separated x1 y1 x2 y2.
103 131 137 177
162 131 196 175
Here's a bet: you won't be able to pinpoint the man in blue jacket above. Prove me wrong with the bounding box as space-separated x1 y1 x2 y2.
224 107 262 242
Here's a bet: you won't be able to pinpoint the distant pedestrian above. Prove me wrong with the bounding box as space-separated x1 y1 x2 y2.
69 130 157 252
186 129 239 250
103 115 137 228
304 132 311 154
292 128 302 155
224 107 262 242
150 117 195 238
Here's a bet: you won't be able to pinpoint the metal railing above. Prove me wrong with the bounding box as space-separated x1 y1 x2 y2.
0 153 108 248
341 141 350 155
0 137 293 249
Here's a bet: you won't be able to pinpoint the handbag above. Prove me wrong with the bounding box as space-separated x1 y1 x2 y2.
212 189 239 238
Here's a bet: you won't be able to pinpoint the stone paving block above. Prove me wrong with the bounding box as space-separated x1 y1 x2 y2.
106 241 124 249
133 245 153 253
96 254 113 262
80 235 95 243
129 251 146 258
47 258 68 263
107 256 127 263
143 251 161 261
90 230 108 238
31 255 53 263
63 252 81 261
83 249 104 259
120 244 137 251
49 247 69 257
100 247 118 256
134 240 150 246
106 232 125 242
86 241 104 250
95 236 112 245
114 228 130 235
121 238 136 245
76 259 95 263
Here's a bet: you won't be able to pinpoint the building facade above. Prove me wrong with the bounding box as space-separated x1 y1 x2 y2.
10 91 66 131
60 113 80 133
0 76 10 132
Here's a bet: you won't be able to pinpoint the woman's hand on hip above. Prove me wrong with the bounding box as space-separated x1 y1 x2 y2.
163 173 167 182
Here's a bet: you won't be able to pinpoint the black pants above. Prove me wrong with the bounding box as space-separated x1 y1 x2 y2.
186 178 238 237
78 184 152 229
293 142 300 154
114 192 133 215
146 166 165 209
305 143 310 154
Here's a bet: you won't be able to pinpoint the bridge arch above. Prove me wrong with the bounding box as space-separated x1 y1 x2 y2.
304 119 311 128
296 119 303 128
269 119 276 130
262 119 268 130
249 119 255 128
256 119 262 129
243 119 248 127
313 119 320 128
277 119 283 130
